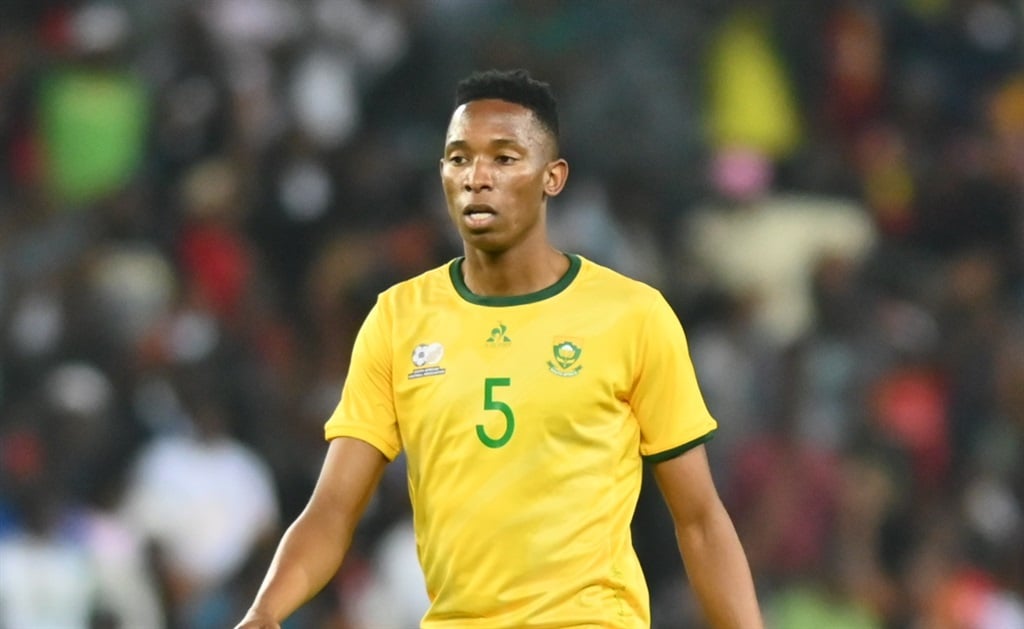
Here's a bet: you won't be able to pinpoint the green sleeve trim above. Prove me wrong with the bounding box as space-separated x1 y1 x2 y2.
642 429 717 464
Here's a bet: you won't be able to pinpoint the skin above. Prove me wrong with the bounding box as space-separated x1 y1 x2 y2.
235 437 386 628
439 98 570 296
236 97 762 629
655 447 764 628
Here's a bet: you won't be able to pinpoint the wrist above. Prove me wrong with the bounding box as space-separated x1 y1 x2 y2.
235 608 281 629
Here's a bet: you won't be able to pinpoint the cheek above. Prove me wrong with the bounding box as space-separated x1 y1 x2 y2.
517 173 547 201
440 174 460 202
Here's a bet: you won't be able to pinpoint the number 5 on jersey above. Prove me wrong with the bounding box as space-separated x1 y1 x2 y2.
477 377 514 448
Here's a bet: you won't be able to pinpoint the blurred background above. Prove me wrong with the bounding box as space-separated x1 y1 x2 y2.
0 1 1022 627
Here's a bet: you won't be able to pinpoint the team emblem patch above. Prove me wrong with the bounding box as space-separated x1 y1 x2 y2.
409 342 446 379
548 340 583 377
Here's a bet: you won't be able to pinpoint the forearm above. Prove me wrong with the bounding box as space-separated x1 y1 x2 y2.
242 504 356 624
236 438 387 628
676 498 763 629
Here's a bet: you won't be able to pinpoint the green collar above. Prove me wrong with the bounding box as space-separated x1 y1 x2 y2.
449 254 581 306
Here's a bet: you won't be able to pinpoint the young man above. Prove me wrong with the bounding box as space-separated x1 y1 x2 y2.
236 69 763 628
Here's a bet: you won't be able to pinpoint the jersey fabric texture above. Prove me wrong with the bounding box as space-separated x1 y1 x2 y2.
324 254 718 628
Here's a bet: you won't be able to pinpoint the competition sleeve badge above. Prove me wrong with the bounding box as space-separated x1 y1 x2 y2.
548 339 583 377
408 342 446 379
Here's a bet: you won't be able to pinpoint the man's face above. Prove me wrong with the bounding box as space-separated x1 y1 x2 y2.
440 99 567 254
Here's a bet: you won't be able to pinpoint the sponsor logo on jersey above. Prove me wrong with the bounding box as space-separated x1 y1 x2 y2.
409 342 446 379
548 339 583 377
486 323 511 346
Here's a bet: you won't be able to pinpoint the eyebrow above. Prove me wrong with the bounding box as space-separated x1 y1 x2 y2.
444 138 523 152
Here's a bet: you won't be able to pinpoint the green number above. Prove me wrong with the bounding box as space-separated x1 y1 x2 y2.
477 377 514 448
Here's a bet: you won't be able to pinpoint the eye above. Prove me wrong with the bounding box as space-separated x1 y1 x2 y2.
495 155 518 164
447 154 468 165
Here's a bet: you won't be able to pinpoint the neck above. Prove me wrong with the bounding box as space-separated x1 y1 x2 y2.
461 244 569 297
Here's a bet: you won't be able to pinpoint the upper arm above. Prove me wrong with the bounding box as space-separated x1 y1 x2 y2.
632 292 718 460
306 437 389 524
651 444 722 527
324 301 402 459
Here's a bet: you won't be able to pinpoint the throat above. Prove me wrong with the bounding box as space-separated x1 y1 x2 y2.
461 248 570 297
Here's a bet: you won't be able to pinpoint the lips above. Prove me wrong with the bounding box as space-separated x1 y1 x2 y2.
462 204 497 228
463 203 496 216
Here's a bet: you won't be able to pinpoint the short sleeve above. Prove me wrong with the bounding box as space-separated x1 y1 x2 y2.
632 292 717 462
324 300 401 460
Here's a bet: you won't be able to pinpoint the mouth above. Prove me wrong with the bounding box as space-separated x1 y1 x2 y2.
462 204 497 228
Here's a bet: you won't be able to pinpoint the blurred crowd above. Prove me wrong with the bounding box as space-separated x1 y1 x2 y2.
0 1 1022 628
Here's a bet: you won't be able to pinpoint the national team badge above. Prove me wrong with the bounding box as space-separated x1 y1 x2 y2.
409 342 446 379
548 340 583 377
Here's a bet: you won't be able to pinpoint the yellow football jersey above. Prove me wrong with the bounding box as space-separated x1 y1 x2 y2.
325 254 717 628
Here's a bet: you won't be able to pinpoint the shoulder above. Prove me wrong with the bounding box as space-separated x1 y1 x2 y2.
375 260 457 310
573 256 692 340
574 255 664 307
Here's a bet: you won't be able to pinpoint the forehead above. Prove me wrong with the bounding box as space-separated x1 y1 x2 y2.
445 99 550 148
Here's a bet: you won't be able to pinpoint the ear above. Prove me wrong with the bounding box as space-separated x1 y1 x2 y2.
543 158 569 198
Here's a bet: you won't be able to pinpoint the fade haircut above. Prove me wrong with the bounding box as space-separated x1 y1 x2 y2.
454 69 560 144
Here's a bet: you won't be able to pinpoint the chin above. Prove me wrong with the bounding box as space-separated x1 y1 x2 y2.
463 233 510 254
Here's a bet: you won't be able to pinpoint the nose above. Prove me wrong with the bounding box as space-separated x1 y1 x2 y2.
464 158 493 192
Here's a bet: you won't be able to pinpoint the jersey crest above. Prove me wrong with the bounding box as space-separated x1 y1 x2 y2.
548 339 583 377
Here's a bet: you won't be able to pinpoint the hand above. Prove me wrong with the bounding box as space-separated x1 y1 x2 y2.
234 610 281 629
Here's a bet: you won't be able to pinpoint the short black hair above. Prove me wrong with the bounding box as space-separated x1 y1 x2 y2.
454 69 560 141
